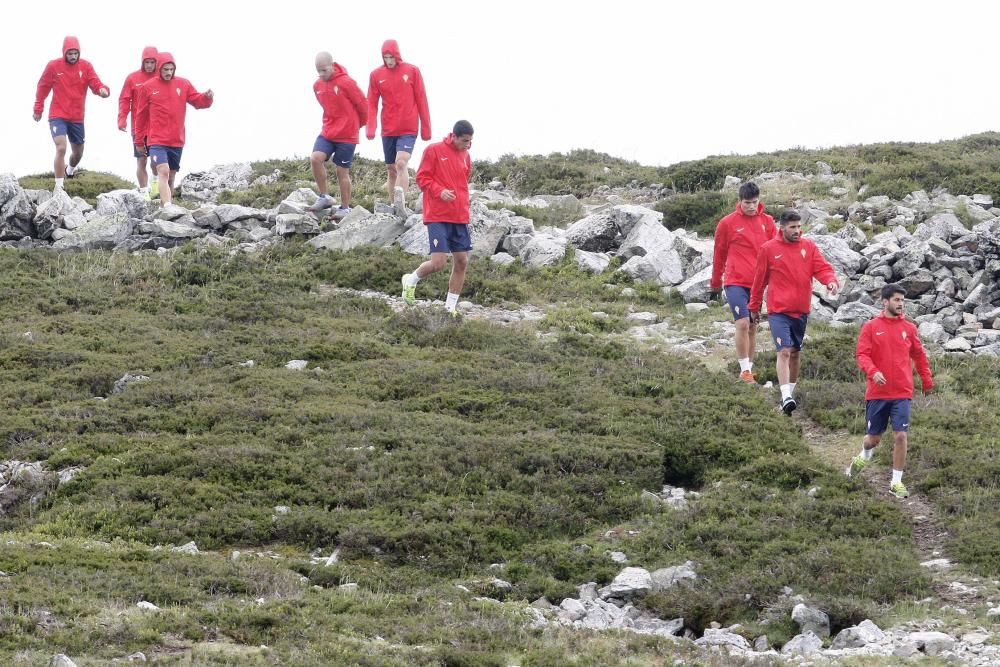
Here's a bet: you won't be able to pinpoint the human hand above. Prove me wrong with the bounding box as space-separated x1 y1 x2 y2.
366 130 375 140
33 112 41 122
708 289 721 302
749 311 760 325
827 282 839 296
98 87 110 98
922 385 933 396
441 189 456 201
872 371 886 385
204 89 214 100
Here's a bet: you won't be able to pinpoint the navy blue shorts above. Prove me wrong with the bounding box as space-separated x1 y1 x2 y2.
382 134 417 164
768 313 808 351
866 399 911 435
50 119 85 145
149 145 183 171
426 222 472 254
724 285 752 321
313 136 356 168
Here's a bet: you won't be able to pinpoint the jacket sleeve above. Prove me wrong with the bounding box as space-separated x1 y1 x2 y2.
710 219 728 290
415 147 444 198
365 72 379 140
117 75 132 129
186 83 213 109
413 66 431 141
132 86 149 147
910 325 934 391
347 78 368 128
34 63 54 116
86 62 107 95
747 246 769 313
811 245 838 287
856 323 878 380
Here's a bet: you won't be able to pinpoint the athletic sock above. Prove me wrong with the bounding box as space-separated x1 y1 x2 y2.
404 272 420 287
891 469 904 486
862 446 874 460
65 164 76 176
780 384 792 401
738 358 751 373
790 382 797 395
445 292 459 312
55 178 64 190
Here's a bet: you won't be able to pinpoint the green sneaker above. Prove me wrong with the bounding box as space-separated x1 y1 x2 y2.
401 274 416 305
847 454 867 478
890 481 909 498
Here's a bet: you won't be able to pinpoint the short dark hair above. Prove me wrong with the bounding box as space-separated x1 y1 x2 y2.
778 209 801 224
453 120 474 137
881 284 906 300
738 182 760 201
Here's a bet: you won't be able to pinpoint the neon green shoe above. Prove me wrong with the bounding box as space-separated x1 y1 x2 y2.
890 482 909 498
401 274 416 305
847 454 867 478
150 180 159 199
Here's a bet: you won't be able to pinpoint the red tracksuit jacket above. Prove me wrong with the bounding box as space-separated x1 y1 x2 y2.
133 53 213 149
366 40 431 140
417 134 471 224
314 63 368 144
711 202 777 290
856 313 934 400
34 36 107 123
748 237 838 317
118 46 158 132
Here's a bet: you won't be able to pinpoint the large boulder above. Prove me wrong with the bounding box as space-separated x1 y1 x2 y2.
95 189 151 220
179 162 253 202
912 212 967 242
52 213 133 250
808 234 863 276
676 266 715 303
520 234 567 269
468 206 512 258
309 212 405 251
137 218 210 239
612 205 664 238
574 250 611 274
33 190 86 239
565 213 620 252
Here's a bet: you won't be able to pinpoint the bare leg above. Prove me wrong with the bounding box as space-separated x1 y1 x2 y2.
448 251 469 295
414 253 448 279
335 165 352 207
137 156 150 188
386 164 396 194
53 135 68 178
776 348 792 386
311 151 329 197
394 151 411 193
788 349 801 384
892 432 908 471
156 164 171 206
68 143 84 169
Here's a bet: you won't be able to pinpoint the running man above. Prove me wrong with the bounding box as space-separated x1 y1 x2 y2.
401 120 474 316
710 181 777 383
33 36 110 192
366 39 431 217
849 284 934 499
118 46 159 196
307 52 367 221
132 53 214 207
748 209 839 415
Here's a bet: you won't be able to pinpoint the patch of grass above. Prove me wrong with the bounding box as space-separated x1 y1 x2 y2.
18 171 134 205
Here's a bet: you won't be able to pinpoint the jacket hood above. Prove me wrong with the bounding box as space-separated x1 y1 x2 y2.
141 45 158 65
332 62 347 78
157 52 176 78
381 39 402 62
63 36 80 57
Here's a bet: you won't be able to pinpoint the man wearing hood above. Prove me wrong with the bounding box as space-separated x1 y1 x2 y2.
133 53 214 207
307 52 368 222
366 39 431 217
33 36 110 192
401 120 474 316
710 181 777 384
118 46 159 196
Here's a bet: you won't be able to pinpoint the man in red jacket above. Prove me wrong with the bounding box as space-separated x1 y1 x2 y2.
849 284 934 498
307 52 368 222
710 181 777 384
118 46 159 195
133 53 214 207
401 120 474 316
367 39 431 217
749 210 839 415
33 36 110 192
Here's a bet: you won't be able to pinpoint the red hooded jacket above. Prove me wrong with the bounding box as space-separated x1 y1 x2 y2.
711 202 777 290
313 63 367 144
856 313 933 400
366 40 431 140
118 46 158 132
748 236 838 317
416 134 471 224
133 53 213 149
34 36 107 123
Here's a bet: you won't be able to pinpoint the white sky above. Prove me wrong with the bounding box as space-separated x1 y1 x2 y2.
2 0 997 183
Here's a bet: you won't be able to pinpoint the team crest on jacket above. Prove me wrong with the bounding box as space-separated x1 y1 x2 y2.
902 331 908 340
801 248 806 258
334 85 339 95
403 74 409 83
176 88 181 96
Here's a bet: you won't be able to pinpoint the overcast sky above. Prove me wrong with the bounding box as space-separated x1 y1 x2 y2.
2 0 997 183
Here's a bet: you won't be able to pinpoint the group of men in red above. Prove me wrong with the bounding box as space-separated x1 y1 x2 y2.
711 182 934 498
34 37 476 314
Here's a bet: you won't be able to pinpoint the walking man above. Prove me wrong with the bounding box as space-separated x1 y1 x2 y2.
366 39 431 216
710 181 777 383
748 210 839 415
33 36 110 192
118 46 159 196
307 52 367 221
849 284 934 498
133 53 214 207
401 120 474 316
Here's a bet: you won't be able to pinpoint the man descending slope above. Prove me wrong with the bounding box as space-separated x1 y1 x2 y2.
118 46 159 196
849 284 934 499
710 181 777 384
133 53 214 207
33 36 110 192
367 39 431 217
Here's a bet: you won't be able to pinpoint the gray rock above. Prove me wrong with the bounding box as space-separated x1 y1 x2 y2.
832 301 880 324
625 312 658 324
490 252 516 266
48 656 78 667
917 321 949 345
274 214 321 236
611 204 663 237
396 221 430 255
191 207 224 230
913 213 967 242
52 214 134 250
520 234 567 269
975 329 1000 347
897 268 936 297
95 189 151 220
944 337 972 352
469 206 512 258
695 629 751 650
113 373 150 394
831 619 885 649
781 632 823 656
676 266 714 303
171 541 200 554
906 631 955 656
791 603 830 637
753 635 770 652
179 162 253 201
973 193 994 207
808 234 863 276
309 213 405 251
566 213 619 252
502 233 534 256
138 219 209 239
574 250 611 274
598 567 652 601
651 561 697 591
619 217 674 259
214 204 264 225
558 598 587 622
519 194 583 220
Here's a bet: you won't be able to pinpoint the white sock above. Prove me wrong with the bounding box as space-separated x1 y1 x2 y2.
445 292 459 312
862 446 874 460
55 178 64 190
65 164 76 176
891 469 904 486
139 186 149 193
738 358 751 373
780 384 792 401
790 382 797 394
404 272 420 287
